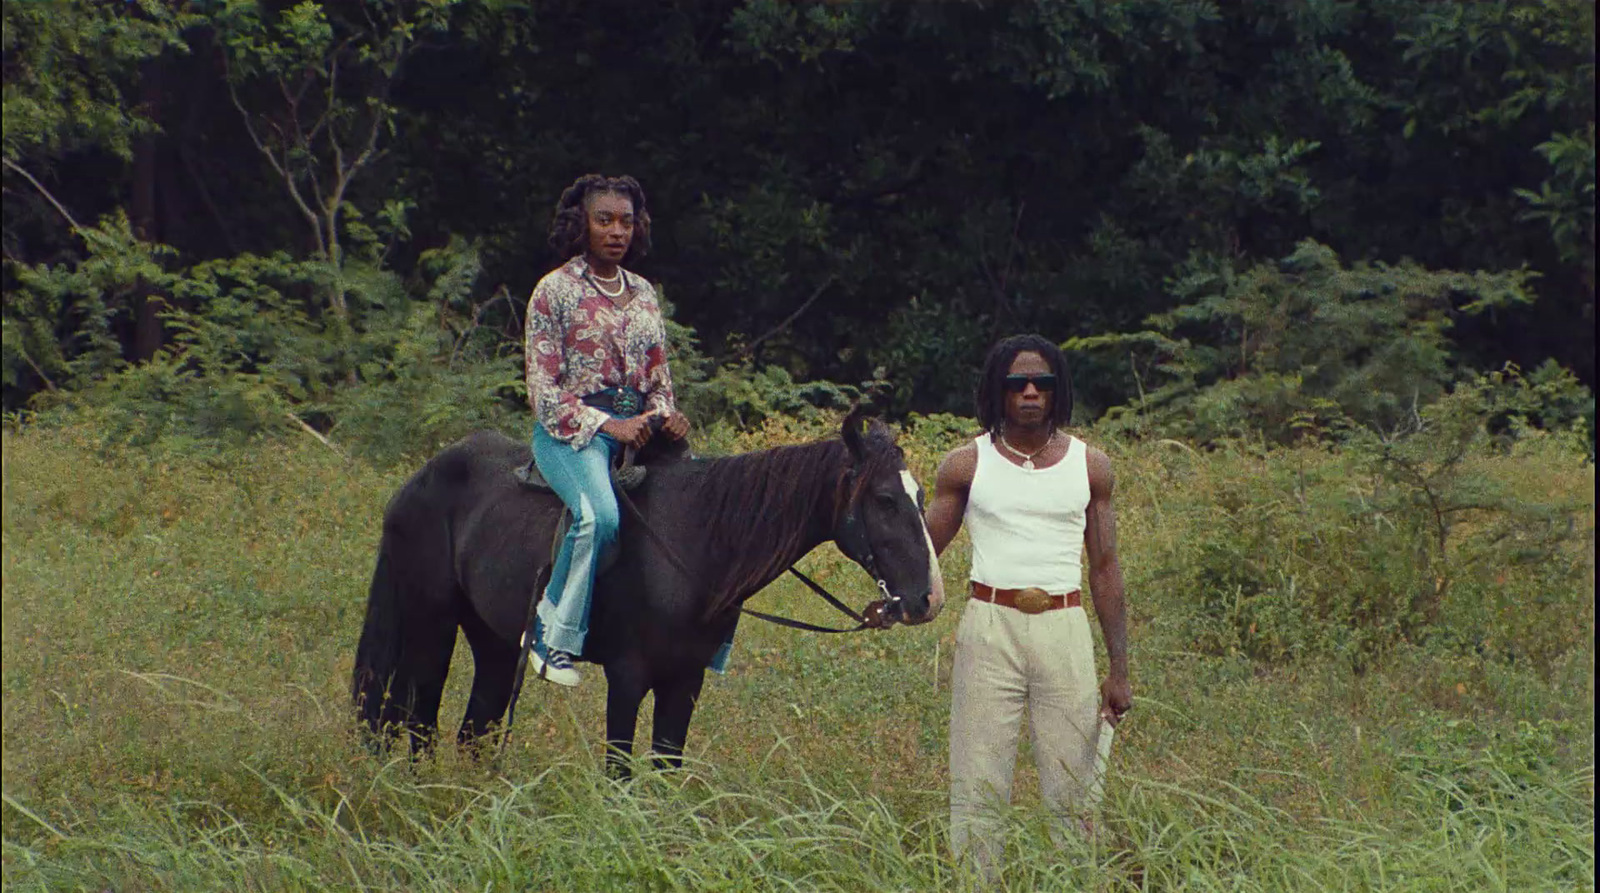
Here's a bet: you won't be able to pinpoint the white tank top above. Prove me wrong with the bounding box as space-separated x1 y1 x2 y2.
965 432 1090 592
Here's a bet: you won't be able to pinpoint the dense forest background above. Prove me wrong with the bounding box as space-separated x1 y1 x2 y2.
3 0 1594 456
6 6 1597 887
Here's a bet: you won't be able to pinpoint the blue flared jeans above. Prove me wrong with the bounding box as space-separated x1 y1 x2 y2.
532 425 622 658
531 423 734 673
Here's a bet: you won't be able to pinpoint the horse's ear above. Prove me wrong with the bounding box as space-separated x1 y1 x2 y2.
842 403 871 460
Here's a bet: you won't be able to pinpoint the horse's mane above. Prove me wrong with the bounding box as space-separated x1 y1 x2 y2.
687 427 902 618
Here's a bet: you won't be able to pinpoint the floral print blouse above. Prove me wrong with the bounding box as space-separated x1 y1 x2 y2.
524 255 676 449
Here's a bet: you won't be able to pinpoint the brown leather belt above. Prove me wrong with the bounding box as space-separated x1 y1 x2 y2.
970 582 1081 614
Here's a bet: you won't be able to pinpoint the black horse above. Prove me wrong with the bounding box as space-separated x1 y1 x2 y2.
351 410 945 769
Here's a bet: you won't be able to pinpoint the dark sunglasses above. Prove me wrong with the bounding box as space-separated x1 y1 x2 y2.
1003 373 1057 393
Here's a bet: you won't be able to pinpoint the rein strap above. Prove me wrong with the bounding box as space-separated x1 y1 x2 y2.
613 482 880 634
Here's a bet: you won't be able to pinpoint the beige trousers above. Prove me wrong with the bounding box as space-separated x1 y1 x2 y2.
949 599 1109 867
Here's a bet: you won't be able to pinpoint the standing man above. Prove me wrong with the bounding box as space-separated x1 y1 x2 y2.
924 333 1132 870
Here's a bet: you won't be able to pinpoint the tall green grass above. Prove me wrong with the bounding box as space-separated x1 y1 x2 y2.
3 417 1593 891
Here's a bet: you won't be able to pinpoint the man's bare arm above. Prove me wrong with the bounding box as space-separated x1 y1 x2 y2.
924 443 976 556
1084 445 1132 720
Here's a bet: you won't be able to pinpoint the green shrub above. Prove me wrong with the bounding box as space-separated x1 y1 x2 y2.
1144 368 1593 674
3 212 169 400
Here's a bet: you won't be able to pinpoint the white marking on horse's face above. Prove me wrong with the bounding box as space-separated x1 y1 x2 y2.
900 470 945 621
899 470 922 508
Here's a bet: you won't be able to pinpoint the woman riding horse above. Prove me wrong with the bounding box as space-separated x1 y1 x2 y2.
351 408 947 765
525 174 692 686
351 180 946 766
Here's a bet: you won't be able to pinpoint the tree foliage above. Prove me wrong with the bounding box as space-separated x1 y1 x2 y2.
1 0 187 163
2 0 1593 455
1070 239 1547 442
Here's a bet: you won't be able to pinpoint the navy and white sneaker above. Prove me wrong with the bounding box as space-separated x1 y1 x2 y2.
532 645 581 687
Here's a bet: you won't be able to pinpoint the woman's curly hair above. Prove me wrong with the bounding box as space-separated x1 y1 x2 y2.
547 174 652 265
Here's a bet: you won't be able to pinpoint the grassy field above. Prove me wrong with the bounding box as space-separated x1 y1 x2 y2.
2 415 1594 891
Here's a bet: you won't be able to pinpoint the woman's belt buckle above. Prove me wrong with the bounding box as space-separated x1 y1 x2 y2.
612 388 642 415
1014 587 1053 614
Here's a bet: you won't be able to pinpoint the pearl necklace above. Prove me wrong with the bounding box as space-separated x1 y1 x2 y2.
998 429 1055 470
591 269 625 298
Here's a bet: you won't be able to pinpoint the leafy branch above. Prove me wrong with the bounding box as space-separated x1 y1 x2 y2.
215 0 448 318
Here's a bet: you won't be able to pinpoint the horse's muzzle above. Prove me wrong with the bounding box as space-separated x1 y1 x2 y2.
894 599 935 626
892 582 945 626
873 542 946 627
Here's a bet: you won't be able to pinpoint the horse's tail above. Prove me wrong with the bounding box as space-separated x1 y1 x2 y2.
350 442 484 747
351 539 402 733
350 454 459 740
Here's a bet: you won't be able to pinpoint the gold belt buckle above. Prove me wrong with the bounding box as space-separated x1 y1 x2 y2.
1013 587 1053 614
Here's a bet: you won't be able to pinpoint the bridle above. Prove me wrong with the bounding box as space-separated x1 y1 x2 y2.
827 467 902 625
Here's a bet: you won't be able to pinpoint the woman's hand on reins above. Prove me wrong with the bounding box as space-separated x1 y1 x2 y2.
656 411 690 441
603 416 654 448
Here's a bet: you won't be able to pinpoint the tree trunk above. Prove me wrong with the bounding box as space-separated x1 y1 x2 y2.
128 54 167 363
325 205 348 319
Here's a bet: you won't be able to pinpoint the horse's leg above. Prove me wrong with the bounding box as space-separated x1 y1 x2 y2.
400 613 459 756
456 607 519 752
649 668 707 770
602 655 651 780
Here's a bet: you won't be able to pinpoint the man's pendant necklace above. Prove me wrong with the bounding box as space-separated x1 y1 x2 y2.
999 430 1055 470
